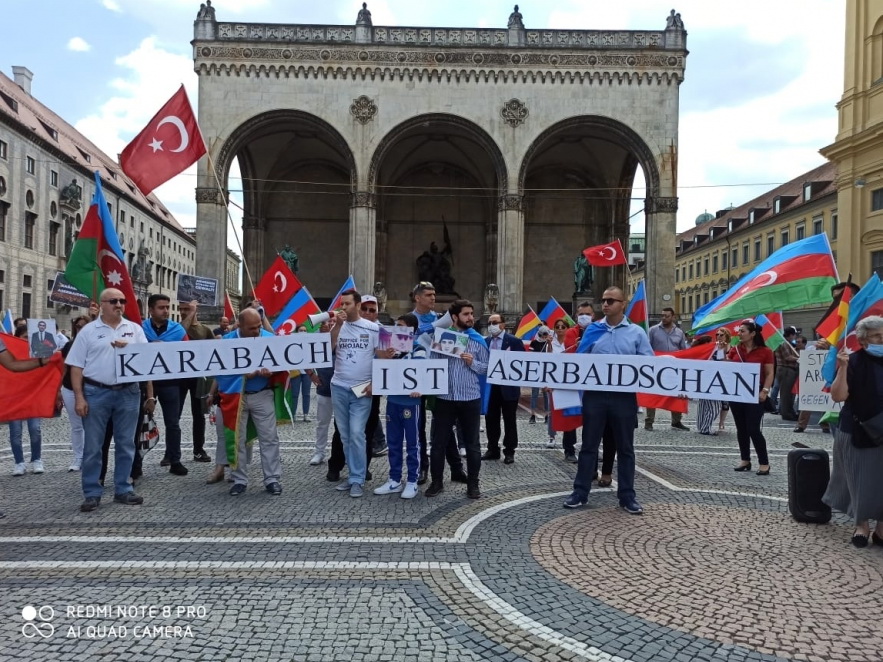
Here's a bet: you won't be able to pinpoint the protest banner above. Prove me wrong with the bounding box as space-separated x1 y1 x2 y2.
371 359 448 396
115 334 332 383
49 271 92 308
176 274 219 306
797 349 842 413
486 350 761 403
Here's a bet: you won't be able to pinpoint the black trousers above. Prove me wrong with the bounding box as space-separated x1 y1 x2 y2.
776 366 798 420
431 398 481 482
563 423 616 474
485 386 519 456
729 401 769 465
178 378 207 454
418 396 464 475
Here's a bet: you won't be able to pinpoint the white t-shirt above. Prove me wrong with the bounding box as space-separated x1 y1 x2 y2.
65 316 147 384
331 318 380 388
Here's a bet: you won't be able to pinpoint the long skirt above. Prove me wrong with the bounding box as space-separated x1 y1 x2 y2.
822 428 883 524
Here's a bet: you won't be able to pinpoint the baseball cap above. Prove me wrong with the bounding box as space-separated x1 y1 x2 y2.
536 325 551 338
361 295 378 306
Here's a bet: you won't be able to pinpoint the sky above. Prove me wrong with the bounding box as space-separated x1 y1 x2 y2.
0 0 846 251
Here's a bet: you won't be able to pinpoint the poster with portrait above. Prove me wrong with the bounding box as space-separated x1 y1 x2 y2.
379 325 414 353
430 328 469 357
27 318 59 359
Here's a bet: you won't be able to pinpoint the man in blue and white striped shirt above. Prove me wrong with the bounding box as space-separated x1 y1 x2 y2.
424 300 489 499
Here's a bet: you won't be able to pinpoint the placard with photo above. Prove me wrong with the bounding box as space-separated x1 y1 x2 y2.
27 318 58 358
430 328 469 357
379 325 415 353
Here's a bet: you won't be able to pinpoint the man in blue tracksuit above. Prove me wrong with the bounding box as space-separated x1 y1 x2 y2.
374 313 426 500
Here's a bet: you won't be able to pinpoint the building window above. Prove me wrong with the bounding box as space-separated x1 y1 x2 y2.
796 223 805 240
704 292 710 304
21 292 31 319
712 290 718 299
46 279 55 309
712 255 718 273
722 252 728 271
130 215 135 228
675 269 679 283
873 250 883 280
26 156 35 174
688 295 693 312
774 198 782 214
781 229 789 247
0 201 7 242
23 274 32 288
743 243 749 265
118 209 125 228
813 217 823 235
50 170 58 187
767 234 775 257
872 188 883 212
754 239 761 262
0 269 4 284
0 289 3 311
24 213 36 249
703 258 709 276
681 266 686 281
689 264 694 279
681 296 685 313
832 212 838 239
0 140 7 159
803 182 812 201
49 221 60 256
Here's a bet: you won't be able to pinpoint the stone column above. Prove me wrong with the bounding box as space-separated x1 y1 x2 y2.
497 194 525 314
242 215 263 296
195 185 227 318
350 192 376 292
644 196 678 316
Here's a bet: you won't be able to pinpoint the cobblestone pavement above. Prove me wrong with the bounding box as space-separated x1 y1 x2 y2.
1 400 879 661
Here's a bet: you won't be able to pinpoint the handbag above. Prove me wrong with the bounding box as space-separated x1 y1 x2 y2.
137 412 162 458
854 411 883 448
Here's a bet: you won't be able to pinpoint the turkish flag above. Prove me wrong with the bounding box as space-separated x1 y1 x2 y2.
252 257 303 317
119 85 206 196
582 240 627 267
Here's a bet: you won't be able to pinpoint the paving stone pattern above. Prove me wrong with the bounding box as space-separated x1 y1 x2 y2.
0 403 877 661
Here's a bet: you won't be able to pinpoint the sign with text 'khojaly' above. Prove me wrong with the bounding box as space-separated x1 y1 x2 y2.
114 334 332 383
486 351 761 404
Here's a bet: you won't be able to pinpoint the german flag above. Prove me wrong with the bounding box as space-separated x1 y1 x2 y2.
814 286 853 345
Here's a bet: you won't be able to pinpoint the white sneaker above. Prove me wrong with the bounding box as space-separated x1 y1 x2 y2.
373 480 403 495
32 460 44 474
401 482 419 499
13 462 26 476
546 438 557 448
458 447 466 457
68 461 81 472
309 452 325 466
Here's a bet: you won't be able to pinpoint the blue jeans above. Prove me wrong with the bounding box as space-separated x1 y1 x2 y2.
81 383 141 498
155 382 182 464
331 384 372 485
8 419 41 463
572 391 637 504
288 374 311 417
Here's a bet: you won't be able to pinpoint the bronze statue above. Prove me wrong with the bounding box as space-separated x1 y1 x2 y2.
573 254 593 293
279 244 299 274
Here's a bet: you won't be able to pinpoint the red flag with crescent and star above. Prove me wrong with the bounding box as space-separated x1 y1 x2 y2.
119 85 206 196
582 239 627 267
252 257 303 318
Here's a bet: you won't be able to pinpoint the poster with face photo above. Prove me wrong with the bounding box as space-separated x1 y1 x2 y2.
379 325 415 353
27 318 59 358
430 328 469 357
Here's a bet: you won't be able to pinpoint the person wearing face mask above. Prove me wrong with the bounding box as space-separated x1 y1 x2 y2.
564 301 594 352
482 313 525 464
823 315 883 548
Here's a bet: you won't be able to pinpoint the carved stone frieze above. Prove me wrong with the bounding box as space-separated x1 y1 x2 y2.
351 191 376 208
645 196 678 214
501 99 528 127
498 194 523 211
350 95 377 124
195 187 225 205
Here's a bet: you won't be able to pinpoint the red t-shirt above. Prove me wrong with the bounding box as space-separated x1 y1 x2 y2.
727 345 775 367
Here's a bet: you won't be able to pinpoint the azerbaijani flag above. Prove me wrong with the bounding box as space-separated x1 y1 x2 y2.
625 280 648 333
273 286 322 334
754 313 787 351
65 172 142 324
328 275 357 312
698 312 783 345
815 285 853 346
514 307 542 341
538 297 574 328
691 233 837 332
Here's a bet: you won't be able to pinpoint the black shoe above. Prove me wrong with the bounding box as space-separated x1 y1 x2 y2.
852 531 869 548
671 422 690 431
563 494 587 509
466 480 481 499
265 482 282 495
229 483 247 496
372 444 389 457
872 532 883 546
169 462 189 476
326 470 340 482
424 480 444 497
80 497 101 512
130 467 143 480
756 467 770 476
503 454 515 465
365 470 373 482
734 463 752 472
193 451 212 463
481 451 501 461
564 453 578 464
791 441 810 449
822 426 831 434
160 457 171 467
417 468 428 485
450 472 468 484
793 427 805 433
529 415 536 424
113 492 144 505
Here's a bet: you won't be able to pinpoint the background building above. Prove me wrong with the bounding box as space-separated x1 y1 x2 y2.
0 67 200 331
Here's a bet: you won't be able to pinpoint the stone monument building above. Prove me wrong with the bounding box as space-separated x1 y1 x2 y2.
192 4 687 315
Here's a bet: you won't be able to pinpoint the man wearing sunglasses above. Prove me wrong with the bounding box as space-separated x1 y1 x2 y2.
564 286 653 515
66 288 150 513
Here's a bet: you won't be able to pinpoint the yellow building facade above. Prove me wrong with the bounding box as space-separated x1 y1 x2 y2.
820 0 883 283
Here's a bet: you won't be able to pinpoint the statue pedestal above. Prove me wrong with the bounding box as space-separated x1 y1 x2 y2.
433 295 458 315
572 291 595 315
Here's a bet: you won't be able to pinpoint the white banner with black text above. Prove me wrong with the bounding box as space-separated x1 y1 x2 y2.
797 349 841 413
371 360 449 396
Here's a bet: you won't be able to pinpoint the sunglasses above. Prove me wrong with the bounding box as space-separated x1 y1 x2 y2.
361 307 377 313
554 325 567 330
600 298 623 305
102 298 127 305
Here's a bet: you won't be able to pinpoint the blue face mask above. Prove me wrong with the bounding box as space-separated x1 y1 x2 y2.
866 344 883 357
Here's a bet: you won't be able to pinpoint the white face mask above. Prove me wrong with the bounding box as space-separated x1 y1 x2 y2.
488 324 503 337
577 314 592 328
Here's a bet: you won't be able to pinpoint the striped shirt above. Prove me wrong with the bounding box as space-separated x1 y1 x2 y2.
439 335 489 401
